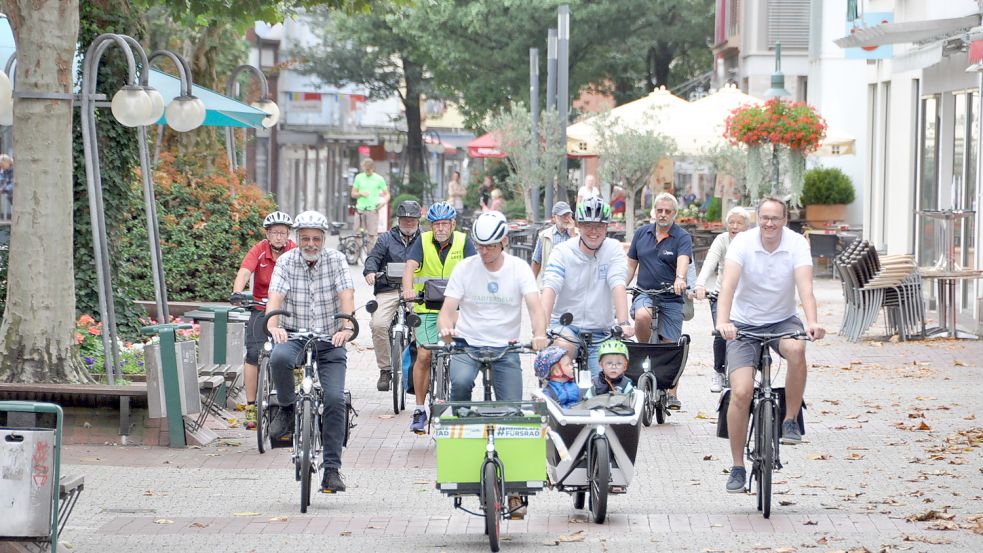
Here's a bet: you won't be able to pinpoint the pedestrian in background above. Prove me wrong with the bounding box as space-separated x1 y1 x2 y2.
0 154 13 219
447 170 466 212
351 158 390 252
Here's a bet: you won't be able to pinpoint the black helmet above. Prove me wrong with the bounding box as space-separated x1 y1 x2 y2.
396 200 422 218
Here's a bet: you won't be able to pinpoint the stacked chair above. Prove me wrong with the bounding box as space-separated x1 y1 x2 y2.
834 239 925 342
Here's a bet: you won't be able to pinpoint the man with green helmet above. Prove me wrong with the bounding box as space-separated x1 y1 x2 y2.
541 196 634 376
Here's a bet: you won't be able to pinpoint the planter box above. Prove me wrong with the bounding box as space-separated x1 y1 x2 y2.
804 204 848 225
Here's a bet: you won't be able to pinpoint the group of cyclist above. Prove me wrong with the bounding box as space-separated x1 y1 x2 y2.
234 183 825 496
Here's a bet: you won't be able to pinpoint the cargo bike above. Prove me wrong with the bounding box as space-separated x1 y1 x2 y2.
432 400 549 553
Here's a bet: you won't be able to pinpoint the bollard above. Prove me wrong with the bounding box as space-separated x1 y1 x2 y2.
142 323 191 448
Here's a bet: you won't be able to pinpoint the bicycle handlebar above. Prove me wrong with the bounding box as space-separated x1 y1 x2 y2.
262 309 360 342
421 341 534 363
230 292 268 310
712 329 810 343
627 284 679 297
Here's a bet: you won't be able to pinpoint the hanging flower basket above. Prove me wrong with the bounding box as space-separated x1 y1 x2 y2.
724 98 827 153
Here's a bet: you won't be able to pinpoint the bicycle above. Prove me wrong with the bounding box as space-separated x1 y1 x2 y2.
714 328 809 519
230 292 274 453
329 220 369 266
626 285 691 426
366 262 422 414
262 308 360 513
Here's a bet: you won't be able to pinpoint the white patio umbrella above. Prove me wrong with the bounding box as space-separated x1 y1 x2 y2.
566 86 687 157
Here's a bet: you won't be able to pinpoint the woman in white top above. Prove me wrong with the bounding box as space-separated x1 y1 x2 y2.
576 174 600 208
693 206 751 392
447 170 466 211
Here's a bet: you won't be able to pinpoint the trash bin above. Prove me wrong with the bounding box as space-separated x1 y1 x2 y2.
0 401 64 549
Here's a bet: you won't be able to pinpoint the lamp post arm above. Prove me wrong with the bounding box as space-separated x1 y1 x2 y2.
226 64 270 100
148 50 194 96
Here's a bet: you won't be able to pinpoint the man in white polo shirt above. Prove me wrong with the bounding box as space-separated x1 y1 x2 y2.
714 197 826 494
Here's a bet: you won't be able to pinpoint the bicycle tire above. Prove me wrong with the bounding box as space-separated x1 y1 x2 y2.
759 401 775 519
300 399 314 513
638 374 655 427
482 461 501 552
391 331 404 414
573 492 585 510
655 390 667 425
589 437 610 524
256 354 271 453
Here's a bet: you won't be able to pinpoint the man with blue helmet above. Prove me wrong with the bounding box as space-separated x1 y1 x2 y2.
401 201 476 434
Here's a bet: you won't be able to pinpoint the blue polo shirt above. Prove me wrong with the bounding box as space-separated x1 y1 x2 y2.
627 223 693 303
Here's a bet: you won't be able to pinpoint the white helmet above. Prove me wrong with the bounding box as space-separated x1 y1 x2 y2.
471 211 509 245
263 211 293 228
292 210 329 231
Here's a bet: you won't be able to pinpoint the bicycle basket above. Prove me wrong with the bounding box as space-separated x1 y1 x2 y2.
423 279 449 310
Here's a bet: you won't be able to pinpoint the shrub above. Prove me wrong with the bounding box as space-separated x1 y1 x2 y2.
801 167 855 205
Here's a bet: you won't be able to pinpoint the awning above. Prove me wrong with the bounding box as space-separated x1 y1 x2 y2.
467 132 505 158
149 68 268 128
834 14 980 48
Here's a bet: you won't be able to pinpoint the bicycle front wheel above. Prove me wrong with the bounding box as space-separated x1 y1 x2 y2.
589 437 610 524
638 374 655 427
391 331 404 414
757 400 775 518
482 461 501 552
256 354 271 453
300 399 314 513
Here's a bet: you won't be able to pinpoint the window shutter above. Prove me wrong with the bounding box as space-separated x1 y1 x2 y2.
768 0 810 50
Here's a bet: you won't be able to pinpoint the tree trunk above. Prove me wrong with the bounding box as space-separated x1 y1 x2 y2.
625 187 639 238
401 56 427 198
0 0 92 383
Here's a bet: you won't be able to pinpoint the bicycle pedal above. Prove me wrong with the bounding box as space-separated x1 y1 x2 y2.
270 435 293 449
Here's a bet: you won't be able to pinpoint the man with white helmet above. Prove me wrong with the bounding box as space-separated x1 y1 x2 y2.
266 210 355 493
231 211 296 418
402 201 476 434
541 196 634 376
438 211 548 402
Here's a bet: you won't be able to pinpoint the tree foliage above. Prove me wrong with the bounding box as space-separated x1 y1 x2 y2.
592 110 676 232
487 104 565 221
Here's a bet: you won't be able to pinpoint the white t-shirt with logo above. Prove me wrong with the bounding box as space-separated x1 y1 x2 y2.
725 226 812 326
444 253 539 347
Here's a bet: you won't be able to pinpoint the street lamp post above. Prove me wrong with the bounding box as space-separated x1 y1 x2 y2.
224 65 279 184
763 41 791 196
545 28 557 214
423 128 444 203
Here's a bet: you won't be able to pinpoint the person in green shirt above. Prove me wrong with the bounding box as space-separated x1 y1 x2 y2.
350 158 390 251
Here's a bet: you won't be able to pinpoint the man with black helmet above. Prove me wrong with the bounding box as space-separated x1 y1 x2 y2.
363 200 422 391
232 211 296 418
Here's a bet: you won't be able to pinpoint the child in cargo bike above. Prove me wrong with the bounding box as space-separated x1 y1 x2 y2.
586 340 634 398
536 346 580 408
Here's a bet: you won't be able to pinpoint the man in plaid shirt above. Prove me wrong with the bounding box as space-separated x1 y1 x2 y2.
266 210 355 493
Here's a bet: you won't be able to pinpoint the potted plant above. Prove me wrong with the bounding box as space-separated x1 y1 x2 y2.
800 167 855 224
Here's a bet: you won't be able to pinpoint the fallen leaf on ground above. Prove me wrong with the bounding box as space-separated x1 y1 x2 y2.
954 360 967 366
340 530 352 536
703 455 717 461
269 516 288 522
378 414 396 419
906 509 955 522
233 512 260 517
902 534 952 544
845 453 865 461
807 453 832 461
916 421 932 431
779 500 796 506
153 519 174 525
925 520 959 530
189 522 208 528
803 520 818 525
557 530 586 542
694 411 713 420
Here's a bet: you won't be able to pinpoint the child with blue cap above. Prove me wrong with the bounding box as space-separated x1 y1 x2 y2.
535 345 580 407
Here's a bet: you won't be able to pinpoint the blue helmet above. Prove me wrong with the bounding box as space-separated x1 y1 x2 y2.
534 346 568 379
427 201 457 222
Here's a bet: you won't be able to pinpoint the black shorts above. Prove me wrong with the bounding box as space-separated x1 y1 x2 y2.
725 316 804 375
244 309 267 364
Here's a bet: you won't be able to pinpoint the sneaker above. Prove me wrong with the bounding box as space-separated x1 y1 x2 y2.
321 468 346 493
780 420 802 445
245 421 256 430
269 404 295 440
409 409 427 434
507 495 527 520
726 466 746 493
376 370 392 392
710 372 724 393
666 395 682 410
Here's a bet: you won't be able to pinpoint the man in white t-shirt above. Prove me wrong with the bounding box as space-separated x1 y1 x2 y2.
438 211 548 402
715 197 826 494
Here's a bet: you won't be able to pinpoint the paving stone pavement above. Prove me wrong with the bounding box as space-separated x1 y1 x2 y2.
46 274 983 552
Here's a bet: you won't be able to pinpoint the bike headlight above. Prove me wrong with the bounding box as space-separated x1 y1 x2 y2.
263 341 273 352
596 425 606 436
302 376 313 394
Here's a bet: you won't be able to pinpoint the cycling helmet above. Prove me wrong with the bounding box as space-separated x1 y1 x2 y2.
534 346 568 379
471 211 509 245
292 210 329 231
597 339 628 360
263 211 293 228
396 200 422 218
426 201 457 222
575 196 611 223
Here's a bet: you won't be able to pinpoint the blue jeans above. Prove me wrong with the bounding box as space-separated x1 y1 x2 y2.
449 340 522 401
548 322 609 377
271 339 347 469
630 294 683 342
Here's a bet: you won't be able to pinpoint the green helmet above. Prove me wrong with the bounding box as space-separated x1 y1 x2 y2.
597 339 628 359
575 196 611 223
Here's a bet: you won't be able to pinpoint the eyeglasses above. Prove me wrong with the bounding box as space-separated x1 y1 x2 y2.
580 223 607 233
601 361 626 369
759 216 786 224
267 230 289 237
299 236 323 244
476 243 502 251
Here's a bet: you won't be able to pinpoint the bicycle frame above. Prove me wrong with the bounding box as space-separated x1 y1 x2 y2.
746 341 781 480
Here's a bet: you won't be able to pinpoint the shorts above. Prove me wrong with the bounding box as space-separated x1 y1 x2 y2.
630 294 683 342
244 309 267 364
725 316 805 376
414 313 441 346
